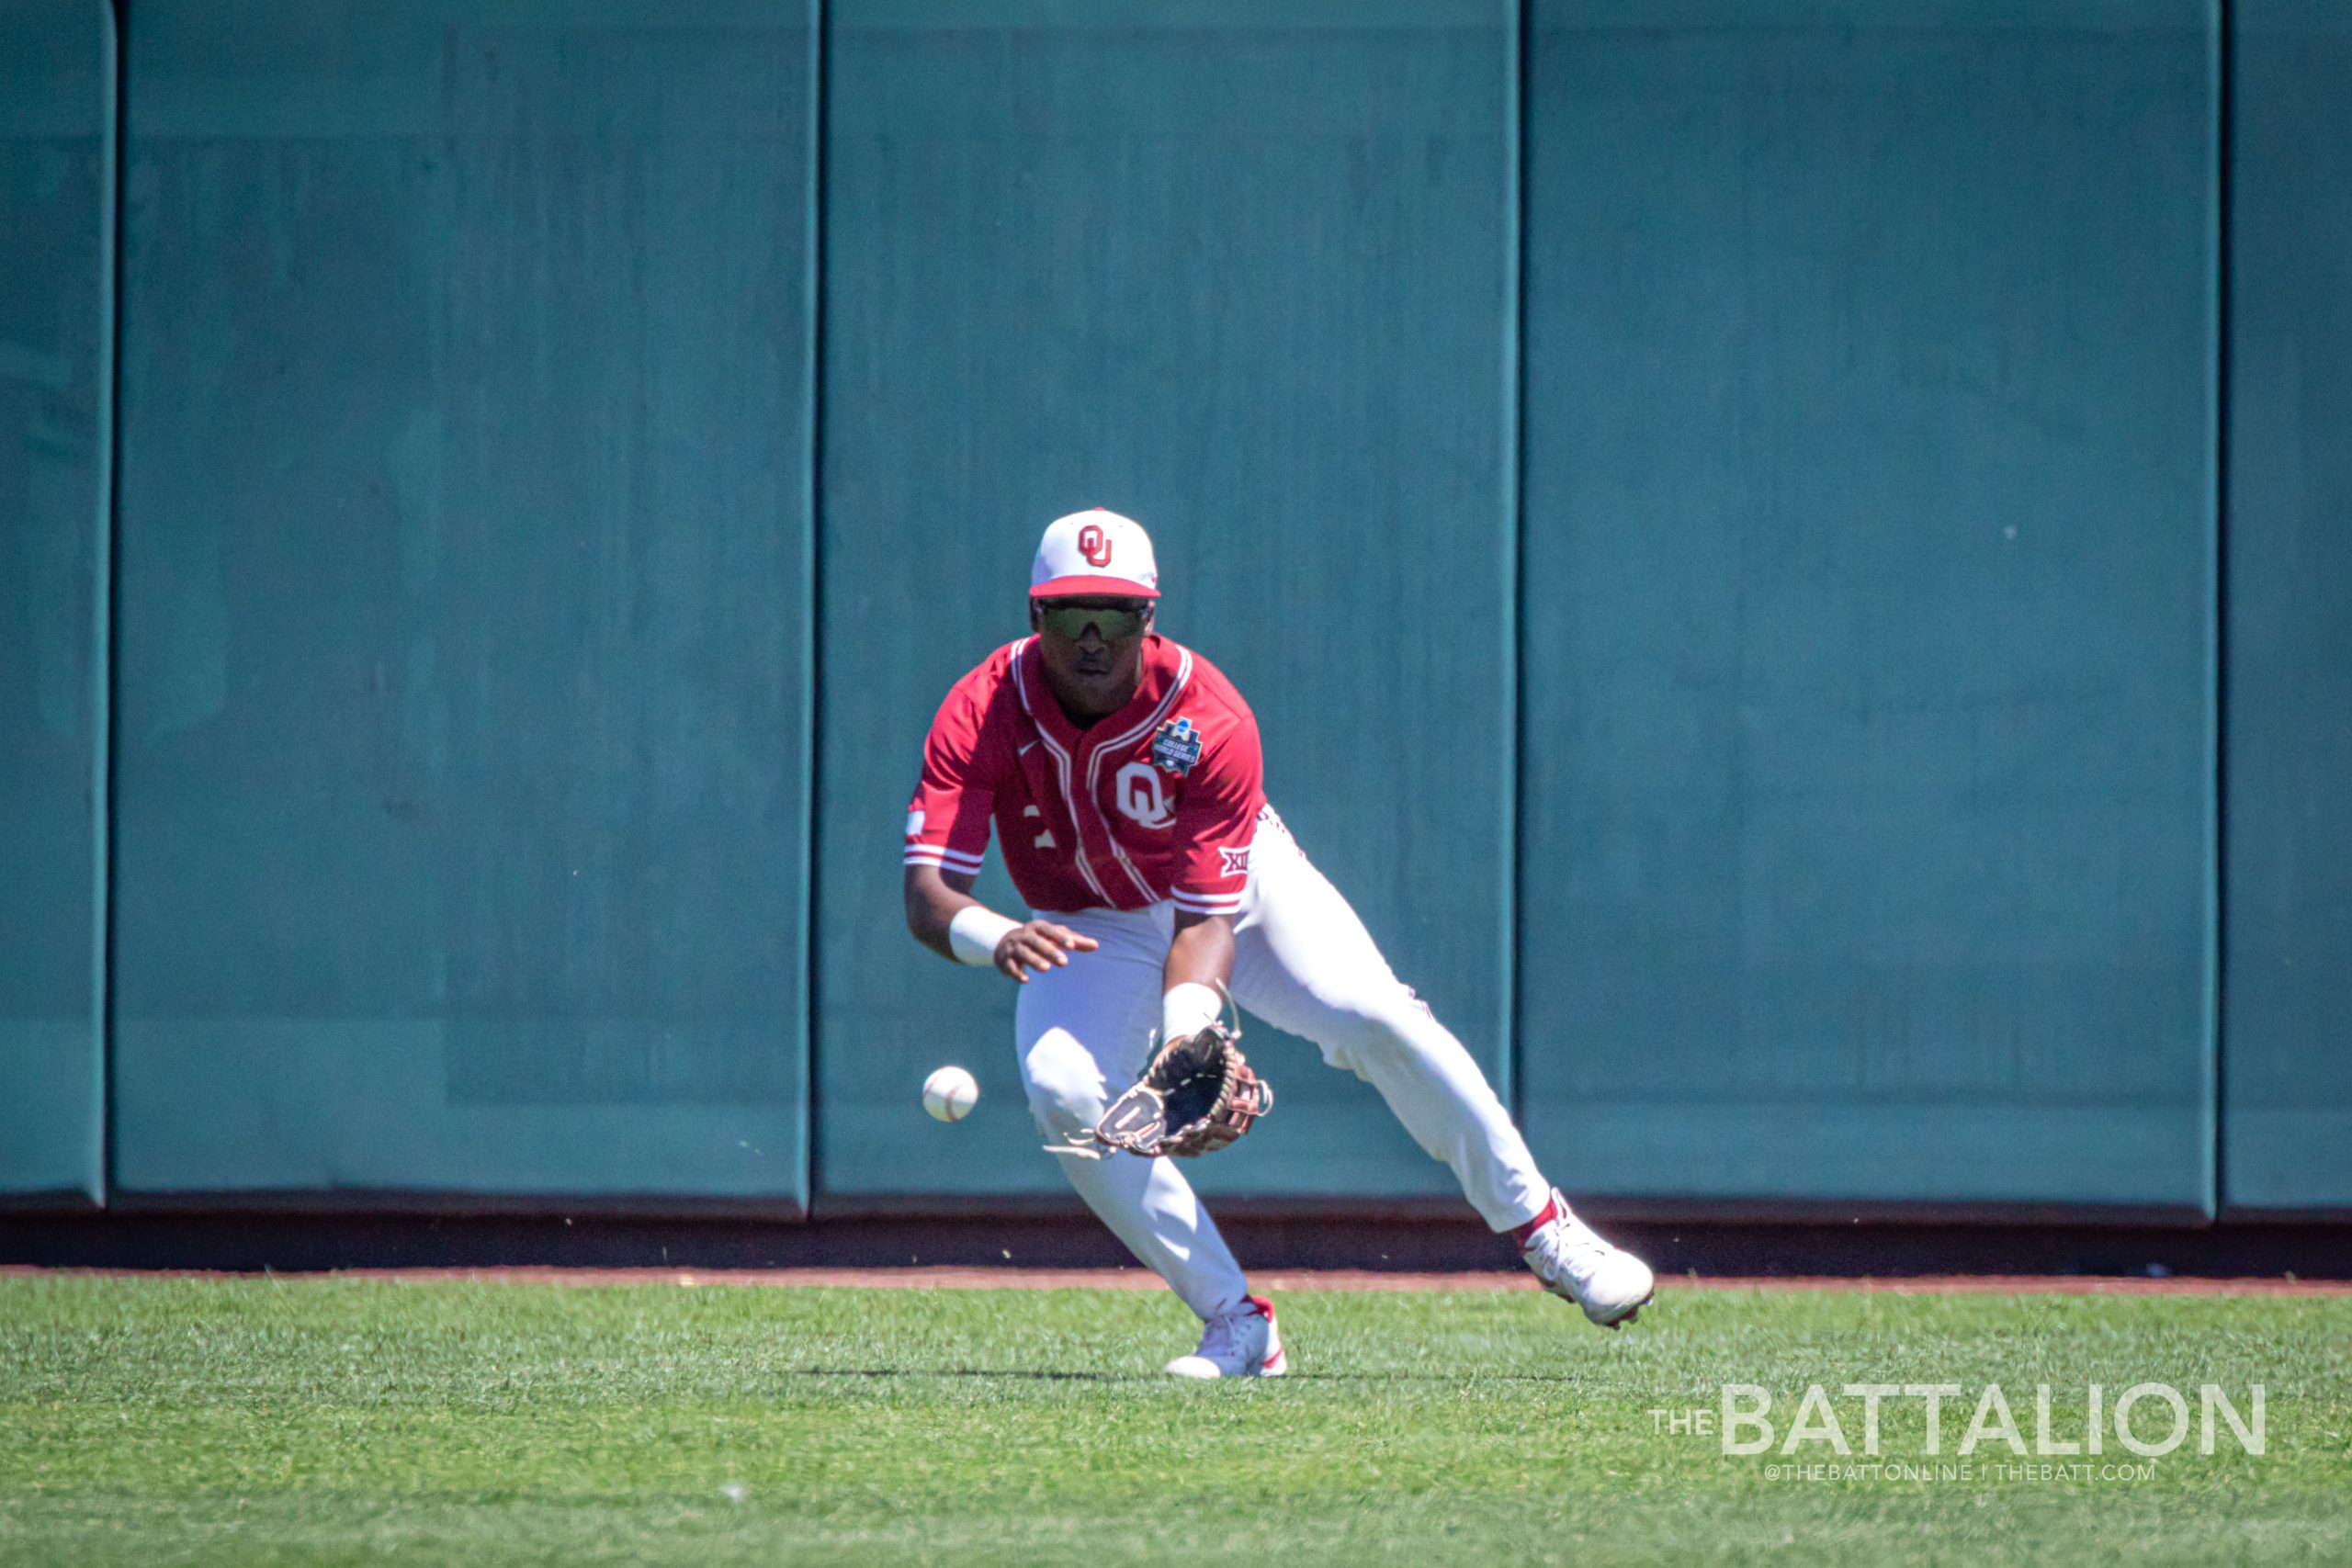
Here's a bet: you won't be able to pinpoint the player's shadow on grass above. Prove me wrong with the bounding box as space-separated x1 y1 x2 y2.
1286 1371 1579 1383
787 1367 1136 1382
786 1368 1578 1383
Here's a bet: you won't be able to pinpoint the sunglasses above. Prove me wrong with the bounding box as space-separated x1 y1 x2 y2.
1037 603 1148 641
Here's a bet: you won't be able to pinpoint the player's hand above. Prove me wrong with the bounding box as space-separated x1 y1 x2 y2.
994 920 1099 982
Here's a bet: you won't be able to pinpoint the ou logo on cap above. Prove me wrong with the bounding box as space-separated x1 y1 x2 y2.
1114 762 1174 829
1032 509 1159 596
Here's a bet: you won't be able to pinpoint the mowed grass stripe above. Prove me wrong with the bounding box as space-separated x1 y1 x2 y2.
1 1279 2346 1566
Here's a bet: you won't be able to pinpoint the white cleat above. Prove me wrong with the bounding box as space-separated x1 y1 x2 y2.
1164 1293 1287 1379
1520 1189 1656 1329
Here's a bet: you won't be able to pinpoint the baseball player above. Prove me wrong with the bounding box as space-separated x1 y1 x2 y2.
903 510 1654 1377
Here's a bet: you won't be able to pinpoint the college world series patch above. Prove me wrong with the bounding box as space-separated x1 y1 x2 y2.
1150 716 1204 776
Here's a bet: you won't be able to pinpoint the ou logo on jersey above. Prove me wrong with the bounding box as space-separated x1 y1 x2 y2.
1078 523 1114 568
1114 761 1174 829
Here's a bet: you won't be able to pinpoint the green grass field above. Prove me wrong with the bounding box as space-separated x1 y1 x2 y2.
2 1276 2346 1565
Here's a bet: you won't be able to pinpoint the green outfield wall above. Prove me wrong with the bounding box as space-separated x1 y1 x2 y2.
0 0 108 1204
2221 2 2352 1215
1518 0 2219 1211
1 0 2344 1218
815 0 1516 1202
106 0 818 1207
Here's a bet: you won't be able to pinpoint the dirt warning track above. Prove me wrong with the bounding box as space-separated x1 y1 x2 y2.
6 1264 2347 1295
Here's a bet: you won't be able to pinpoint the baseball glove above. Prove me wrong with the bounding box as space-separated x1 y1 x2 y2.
1092 1021 1273 1157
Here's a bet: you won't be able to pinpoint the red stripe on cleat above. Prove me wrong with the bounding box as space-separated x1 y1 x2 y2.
1509 1198 1560 1249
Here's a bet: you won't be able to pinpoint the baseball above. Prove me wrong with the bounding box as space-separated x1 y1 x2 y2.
922 1066 979 1122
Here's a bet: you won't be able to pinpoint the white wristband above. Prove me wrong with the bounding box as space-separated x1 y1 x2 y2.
1162 981 1224 1041
947 906 1022 967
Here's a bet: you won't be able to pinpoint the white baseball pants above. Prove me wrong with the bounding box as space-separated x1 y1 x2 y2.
1015 812 1551 1320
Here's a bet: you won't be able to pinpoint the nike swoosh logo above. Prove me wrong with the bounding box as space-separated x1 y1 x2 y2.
1019 740 1039 757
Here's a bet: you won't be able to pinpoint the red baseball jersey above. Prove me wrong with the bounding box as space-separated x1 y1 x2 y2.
904 636 1266 916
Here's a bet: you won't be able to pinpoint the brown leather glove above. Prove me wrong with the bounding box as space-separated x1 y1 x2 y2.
1092 1021 1273 1157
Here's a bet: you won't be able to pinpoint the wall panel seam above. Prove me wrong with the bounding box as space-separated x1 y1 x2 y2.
801 0 830 1216
1501 0 1528 1116
2207 0 2231 1223
90 0 128 1209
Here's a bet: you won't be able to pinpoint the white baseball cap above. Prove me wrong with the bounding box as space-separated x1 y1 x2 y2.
1030 508 1159 599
